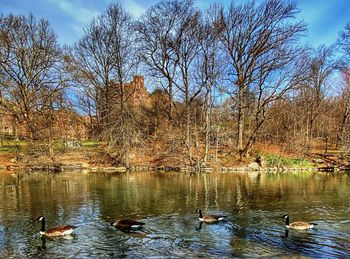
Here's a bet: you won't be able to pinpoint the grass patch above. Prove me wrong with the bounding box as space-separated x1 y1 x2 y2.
0 146 13 152
81 140 99 147
0 140 100 153
0 143 23 153
264 154 313 168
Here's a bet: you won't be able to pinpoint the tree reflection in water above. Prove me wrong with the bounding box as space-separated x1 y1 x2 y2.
0 171 349 257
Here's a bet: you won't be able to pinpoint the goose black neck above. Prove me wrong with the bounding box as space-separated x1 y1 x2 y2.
285 216 289 226
40 218 46 232
198 209 203 218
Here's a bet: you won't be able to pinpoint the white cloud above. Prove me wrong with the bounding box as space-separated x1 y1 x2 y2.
123 0 145 18
104 0 146 18
47 0 99 25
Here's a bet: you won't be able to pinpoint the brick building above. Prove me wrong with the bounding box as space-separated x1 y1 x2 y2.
0 75 150 140
0 111 16 137
126 75 151 107
53 110 90 140
0 109 90 140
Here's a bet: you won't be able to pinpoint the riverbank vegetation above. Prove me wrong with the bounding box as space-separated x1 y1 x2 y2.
1 0 350 170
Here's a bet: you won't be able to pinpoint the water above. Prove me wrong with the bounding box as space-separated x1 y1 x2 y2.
0 171 349 258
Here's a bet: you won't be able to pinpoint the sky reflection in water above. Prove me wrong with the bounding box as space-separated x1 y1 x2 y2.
0 171 349 257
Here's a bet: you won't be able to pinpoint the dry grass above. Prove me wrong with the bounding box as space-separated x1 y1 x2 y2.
0 152 16 167
253 142 300 158
0 139 346 169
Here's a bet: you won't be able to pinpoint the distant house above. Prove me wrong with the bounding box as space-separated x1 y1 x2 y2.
0 75 151 140
109 75 151 109
53 110 91 140
0 108 91 140
126 75 151 108
0 111 16 137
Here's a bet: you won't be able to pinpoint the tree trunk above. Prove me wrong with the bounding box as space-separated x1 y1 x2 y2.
204 87 211 163
336 106 350 149
237 86 244 151
168 78 173 121
215 126 220 162
241 109 265 157
0 113 3 147
186 100 192 164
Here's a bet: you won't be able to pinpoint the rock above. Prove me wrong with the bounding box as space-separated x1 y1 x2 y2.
10 158 17 163
103 167 118 173
61 165 75 171
64 140 82 149
79 162 90 168
313 159 324 164
248 162 260 171
201 167 213 173
180 166 190 172
90 167 99 172
318 166 334 172
157 166 180 172
8 165 19 171
103 167 127 173
9 156 27 164
115 167 127 172
157 165 165 171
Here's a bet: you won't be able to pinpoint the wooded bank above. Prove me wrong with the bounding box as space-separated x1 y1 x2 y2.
1 0 350 169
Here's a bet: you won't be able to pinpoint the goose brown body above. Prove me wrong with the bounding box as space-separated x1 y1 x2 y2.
282 214 317 230
42 225 76 237
37 216 76 237
287 221 315 230
195 209 226 223
112 219 145 231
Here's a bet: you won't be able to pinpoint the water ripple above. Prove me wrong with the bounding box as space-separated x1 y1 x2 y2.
0 171 349 257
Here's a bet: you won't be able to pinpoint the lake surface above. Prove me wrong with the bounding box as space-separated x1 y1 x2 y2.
0 170 349 258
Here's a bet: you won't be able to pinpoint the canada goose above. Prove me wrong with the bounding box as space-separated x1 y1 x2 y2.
281 214 317 230
111 219 145 232
37 216 76 237
195 209 226 223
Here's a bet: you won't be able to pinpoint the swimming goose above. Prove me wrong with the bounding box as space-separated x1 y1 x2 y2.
281 214 317 230
37 216 76 237
111 219 145 231
195 209 226 223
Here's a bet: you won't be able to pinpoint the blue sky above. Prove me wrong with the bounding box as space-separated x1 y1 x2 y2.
1 0 350 47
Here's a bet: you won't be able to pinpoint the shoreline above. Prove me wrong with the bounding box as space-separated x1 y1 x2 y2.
0 162 347 174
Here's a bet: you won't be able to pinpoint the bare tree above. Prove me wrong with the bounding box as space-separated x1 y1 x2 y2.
137 0 204 165
295 46 339 152
217 0 306 157
171 3 203 164
339 22 350 58
69 5 120 132
136 0 185 121
333 69 350 150
0 14 65 148
195 6 223 163
69 4 141 165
